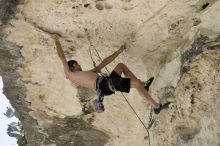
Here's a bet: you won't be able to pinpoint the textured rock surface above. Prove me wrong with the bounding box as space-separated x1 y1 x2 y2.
0 0 220 146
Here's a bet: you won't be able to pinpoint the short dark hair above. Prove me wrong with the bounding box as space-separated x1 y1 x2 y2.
67 60 77 69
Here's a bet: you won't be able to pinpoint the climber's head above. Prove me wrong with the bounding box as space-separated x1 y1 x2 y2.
68 60 82 72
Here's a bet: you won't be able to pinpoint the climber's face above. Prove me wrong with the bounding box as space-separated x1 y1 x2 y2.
70 62 82 72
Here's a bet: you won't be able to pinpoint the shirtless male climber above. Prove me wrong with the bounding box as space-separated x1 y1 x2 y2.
52 34 170 114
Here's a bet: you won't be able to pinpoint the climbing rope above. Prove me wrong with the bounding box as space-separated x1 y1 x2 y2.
85 29 154 146
86 28 109 75
147 108 153 146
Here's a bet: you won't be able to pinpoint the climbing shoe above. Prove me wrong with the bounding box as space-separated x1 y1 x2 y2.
144 77 154 91
153 102 172 114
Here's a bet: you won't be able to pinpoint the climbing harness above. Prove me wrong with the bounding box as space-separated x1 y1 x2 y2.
93 75 116 113
107 79 116 92
93 76 105 112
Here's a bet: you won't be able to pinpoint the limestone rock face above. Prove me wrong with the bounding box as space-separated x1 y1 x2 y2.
0 0 220 146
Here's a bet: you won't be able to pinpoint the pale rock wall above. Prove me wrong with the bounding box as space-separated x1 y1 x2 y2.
0 0 220 146
150 38 220 146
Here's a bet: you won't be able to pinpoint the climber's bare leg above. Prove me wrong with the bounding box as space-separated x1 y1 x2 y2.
112 63 158 107
130 79 158 107
112 63 147 85
112 63 139 80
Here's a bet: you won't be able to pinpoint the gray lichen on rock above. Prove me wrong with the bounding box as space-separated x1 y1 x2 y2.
44 116 110 146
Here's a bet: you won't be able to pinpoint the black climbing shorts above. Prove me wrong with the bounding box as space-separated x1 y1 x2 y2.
96 71 131 96
109 71 131 93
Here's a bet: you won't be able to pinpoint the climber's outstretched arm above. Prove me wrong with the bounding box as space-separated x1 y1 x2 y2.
90 44 126 72
52 34 70 78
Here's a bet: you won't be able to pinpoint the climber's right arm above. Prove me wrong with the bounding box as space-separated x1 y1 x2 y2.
52 34 71 78
89 44 126 72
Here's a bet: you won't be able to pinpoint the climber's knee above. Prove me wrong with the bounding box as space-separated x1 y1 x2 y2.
113 63 125 75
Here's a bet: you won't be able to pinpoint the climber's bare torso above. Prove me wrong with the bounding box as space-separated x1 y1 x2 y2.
67 70 99 90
